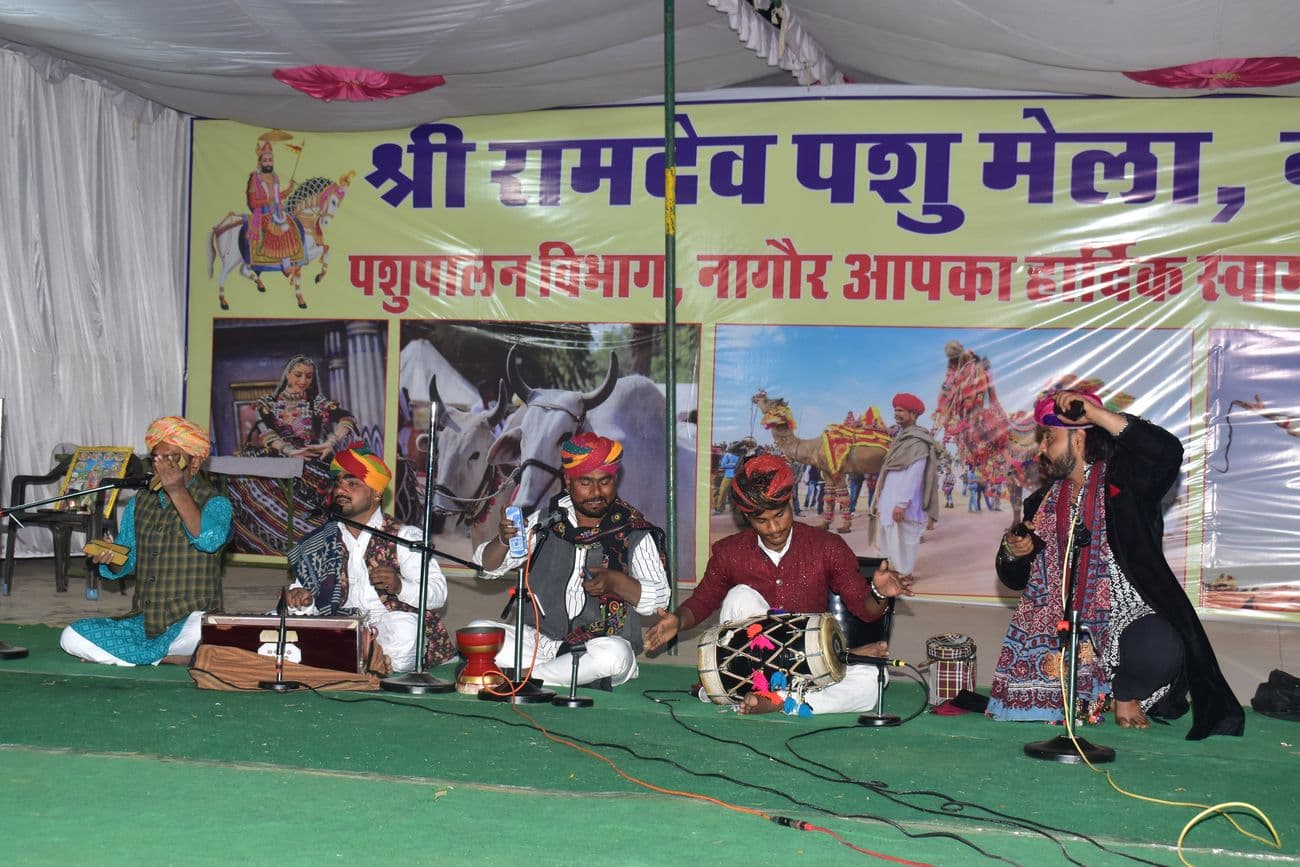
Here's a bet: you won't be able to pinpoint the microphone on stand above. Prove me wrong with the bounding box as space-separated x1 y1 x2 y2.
258 588 304 692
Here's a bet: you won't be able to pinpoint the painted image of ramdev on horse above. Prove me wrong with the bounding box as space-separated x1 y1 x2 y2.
207 131 354 311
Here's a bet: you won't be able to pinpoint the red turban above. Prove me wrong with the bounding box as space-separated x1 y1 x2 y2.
730 454 795 515
893 393 925 414
560 432 622 478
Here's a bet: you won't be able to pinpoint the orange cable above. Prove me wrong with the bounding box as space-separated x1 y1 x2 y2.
512 707 932 866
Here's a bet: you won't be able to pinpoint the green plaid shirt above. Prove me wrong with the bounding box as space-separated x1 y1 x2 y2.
117 475 231 637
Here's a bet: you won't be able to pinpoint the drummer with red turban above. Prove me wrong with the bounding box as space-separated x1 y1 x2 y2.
61 416 233 666
474 431 670 691
645 454 914 714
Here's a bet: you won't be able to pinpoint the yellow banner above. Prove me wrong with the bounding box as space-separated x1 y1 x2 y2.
187 96 1300 619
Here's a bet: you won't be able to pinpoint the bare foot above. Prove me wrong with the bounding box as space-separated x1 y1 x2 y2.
1113 698 1150 729
737 693 782 715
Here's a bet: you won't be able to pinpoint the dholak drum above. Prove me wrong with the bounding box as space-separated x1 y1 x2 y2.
696 613 846 705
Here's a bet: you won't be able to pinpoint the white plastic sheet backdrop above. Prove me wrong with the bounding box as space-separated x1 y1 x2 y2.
0 47 189 558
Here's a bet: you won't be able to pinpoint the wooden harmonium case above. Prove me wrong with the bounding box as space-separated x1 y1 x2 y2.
200 613 365 673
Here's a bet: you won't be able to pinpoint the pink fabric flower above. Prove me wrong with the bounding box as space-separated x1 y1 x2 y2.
273 65 445 102
1124 57 1300 90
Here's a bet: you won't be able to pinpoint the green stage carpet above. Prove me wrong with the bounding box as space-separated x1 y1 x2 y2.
1 624 1295 866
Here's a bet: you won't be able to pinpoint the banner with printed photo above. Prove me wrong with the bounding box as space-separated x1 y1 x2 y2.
186 93 1300 618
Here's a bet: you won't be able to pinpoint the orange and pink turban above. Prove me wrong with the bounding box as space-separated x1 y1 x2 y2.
144 416 211 461
330 447 391 493
730 454 795 516
560 432 623 478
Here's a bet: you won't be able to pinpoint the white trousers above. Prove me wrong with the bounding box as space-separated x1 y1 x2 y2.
58 611 205 667
466 618 638 688
877 518 923 575
699 585 884 715
370 609 420 672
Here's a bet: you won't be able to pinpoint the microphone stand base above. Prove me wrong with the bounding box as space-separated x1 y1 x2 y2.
0 641 28 660
1024 734 1115 764
478 671 556 704
553 695 594 708
857 713 901 727
257 680 304 692
381 672 457 695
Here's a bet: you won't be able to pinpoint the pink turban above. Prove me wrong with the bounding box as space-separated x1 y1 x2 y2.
1034 389 1103 428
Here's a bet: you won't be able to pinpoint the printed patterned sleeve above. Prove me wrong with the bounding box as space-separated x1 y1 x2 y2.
98 497 137 579
185 494 234 553
628 534 671 616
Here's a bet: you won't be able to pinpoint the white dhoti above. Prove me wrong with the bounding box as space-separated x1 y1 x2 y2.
876 518 924 575
698 585 884 714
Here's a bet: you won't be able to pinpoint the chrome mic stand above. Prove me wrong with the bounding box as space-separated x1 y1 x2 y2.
1024 522 1115 764
381 388 455 695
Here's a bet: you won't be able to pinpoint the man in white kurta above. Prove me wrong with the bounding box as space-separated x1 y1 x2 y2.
868 393 941 577
285 447 447 672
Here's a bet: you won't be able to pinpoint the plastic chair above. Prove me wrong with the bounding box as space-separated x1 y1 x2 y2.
2 453 143 600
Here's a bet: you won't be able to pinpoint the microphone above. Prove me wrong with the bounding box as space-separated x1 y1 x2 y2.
307 501 339 520
841 651 910 667
500 586 518 619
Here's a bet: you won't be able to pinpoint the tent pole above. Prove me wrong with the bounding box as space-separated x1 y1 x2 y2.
662 0 680 638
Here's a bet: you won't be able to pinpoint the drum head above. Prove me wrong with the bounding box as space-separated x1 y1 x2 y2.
807 613 846 685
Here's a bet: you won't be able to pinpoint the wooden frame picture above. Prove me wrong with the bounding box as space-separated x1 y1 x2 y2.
55 446 135 518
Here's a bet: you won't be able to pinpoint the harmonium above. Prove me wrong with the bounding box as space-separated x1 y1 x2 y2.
199 613 366 673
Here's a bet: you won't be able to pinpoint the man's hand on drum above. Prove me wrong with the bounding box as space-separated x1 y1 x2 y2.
643 608 680 655
872 560 915 598
848 639 889 658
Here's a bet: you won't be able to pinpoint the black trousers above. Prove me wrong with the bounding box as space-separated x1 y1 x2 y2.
1111 613 1184 701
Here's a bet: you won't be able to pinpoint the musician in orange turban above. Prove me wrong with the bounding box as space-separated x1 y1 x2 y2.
645 454 913 716
283 445 452 672
61 417 231 666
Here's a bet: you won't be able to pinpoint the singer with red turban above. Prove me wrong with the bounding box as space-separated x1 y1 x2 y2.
866 393 941 578
473 432 669 690
61 417 233 666
283 447 453 672
988 389 1243 738
644 454 914 714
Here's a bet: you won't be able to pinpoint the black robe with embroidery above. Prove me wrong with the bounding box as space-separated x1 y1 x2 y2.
997 416 1244 740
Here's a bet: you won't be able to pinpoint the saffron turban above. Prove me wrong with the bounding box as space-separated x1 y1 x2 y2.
730 454 795 516
560 432 623 478
330 447 391 493
1034 389 1102 428
144 416 211 461
892 393 925 415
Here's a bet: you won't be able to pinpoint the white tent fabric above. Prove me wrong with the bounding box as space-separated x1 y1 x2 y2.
3 1 1300 132
0 47 188 557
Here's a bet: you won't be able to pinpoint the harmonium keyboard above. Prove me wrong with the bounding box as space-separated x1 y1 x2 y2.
199 613 365 673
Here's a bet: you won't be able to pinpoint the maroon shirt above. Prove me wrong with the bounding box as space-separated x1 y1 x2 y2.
680 521 879 626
